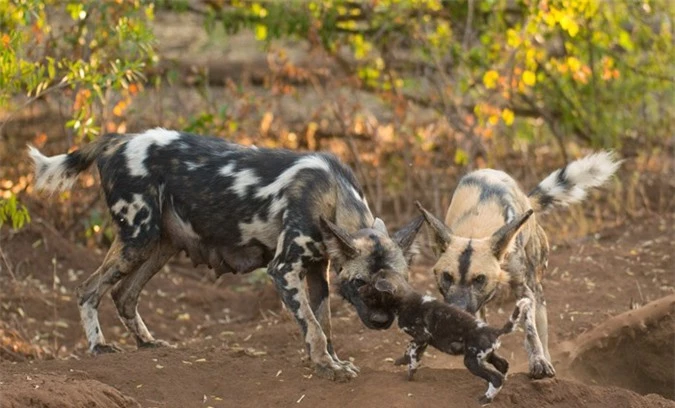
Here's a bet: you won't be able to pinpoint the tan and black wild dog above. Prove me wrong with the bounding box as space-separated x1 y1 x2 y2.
415 152 620 379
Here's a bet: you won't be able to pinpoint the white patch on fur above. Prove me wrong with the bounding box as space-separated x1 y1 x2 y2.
408 346 420 370
79 302 104 350
476 319 488 328
292 235 322 260
125 128 180 177
477 347 494 360
516 298 532 314
239 214 279 248
350 186 368 207
111 194 150 238
256 155 330 198
269 196 288 219
535 151 620 208
485 383 502 400
28 146 78 192
185 161 202 171
219 163 236 177
422 295 436 303
231 169 261 197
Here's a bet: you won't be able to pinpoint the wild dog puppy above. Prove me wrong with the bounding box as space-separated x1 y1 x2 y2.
415 152 621 379
361 269 530 404
28 128 424 381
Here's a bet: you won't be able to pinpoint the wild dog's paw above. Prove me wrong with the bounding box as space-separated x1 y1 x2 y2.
91 343 123 355
337 359 360 374
478 395 494 405
529 356 556 379
394 354 410 366
314 362 358 382
139 339 175 349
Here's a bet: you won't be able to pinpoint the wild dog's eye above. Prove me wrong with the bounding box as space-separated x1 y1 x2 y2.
353 278 367 288
473 275 486 285
442 272 454 286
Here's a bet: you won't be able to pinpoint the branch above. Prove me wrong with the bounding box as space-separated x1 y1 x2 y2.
0 80 69 136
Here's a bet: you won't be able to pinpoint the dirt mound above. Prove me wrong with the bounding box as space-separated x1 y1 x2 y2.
562 294 675 399
2 347 673 408
0 374 140 408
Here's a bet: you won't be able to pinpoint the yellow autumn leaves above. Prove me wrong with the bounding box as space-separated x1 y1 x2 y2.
483 69 536 90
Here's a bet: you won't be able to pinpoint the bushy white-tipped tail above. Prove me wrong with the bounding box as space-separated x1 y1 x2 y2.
28 145 79 192
528 151 621 212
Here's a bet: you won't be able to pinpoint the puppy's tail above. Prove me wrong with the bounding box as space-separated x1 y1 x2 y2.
498 298 531 336
28 134 112 193
528 151 621 213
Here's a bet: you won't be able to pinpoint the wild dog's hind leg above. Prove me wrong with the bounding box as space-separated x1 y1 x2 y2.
306 259 359 373
487 351 509 375
464 351 505 404
111 239 176 348
77 238 147 354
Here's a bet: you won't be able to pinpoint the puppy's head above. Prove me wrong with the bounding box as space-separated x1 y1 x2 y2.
320 215 423 330
358 269 412 311
416 202 533 314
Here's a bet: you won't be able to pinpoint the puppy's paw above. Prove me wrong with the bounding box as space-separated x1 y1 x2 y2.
337 359 360 374
406 367 417 381
529 356 556 379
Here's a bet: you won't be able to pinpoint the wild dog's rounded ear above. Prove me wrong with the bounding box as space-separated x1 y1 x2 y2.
392 215 424 263
490 209 534 261
372 217 389 236
374 279 396 295
319 216 360 262
415 201 452 257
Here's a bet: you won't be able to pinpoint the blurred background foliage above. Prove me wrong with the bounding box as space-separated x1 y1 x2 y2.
0 0 672 242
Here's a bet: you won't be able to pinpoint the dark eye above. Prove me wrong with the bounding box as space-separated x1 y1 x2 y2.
442 273 454 286
474 275 486 285
353 278 367 288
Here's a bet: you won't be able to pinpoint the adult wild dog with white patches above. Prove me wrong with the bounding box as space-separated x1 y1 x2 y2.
28 128 424 381
415 152 621 379
360 269 531 404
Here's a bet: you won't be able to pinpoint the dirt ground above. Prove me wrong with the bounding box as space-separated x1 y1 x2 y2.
1 206 674 407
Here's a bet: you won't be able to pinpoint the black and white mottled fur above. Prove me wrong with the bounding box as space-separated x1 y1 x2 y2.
28 128 424 381
363 270 530 403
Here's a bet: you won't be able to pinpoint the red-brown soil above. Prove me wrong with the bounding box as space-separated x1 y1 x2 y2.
1 212 673 407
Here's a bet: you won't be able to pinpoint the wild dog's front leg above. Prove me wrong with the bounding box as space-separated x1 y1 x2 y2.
269 257 356 381
521 286 555 379
306 260 359 374
533 282 551 361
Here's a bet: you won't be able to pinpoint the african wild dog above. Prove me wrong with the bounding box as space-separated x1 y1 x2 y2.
28 128 424 381
361 268 531 404
415 152 621 379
